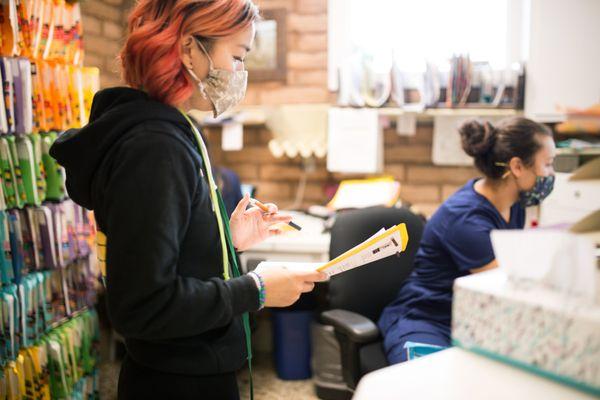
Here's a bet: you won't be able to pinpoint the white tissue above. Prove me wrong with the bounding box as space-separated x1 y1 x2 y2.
490 229 597 303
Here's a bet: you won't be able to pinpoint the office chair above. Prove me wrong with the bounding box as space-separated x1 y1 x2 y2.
314 206 425 397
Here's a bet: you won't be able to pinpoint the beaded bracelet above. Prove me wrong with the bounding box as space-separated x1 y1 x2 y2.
250 271 266 309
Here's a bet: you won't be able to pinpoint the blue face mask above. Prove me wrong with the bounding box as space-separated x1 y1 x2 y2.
495 162 555 207
518 174 555 207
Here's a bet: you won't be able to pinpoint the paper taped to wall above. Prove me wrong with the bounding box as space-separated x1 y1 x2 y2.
327 177 401 210
327 107 382 173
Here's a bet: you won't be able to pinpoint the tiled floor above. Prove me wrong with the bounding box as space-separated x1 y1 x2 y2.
238 354 319 400
99 361 120 400
99 353 319 400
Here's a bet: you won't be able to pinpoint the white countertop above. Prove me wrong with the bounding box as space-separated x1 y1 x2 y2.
245 211 330 254
353 348 597 400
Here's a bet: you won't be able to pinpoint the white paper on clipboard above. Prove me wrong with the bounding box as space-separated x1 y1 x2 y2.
257 224 408 277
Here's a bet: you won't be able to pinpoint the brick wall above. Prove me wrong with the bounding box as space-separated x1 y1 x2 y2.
80 0 332 102
242 0 332 106
204 121 478 216
81 0 479 217
81 0 129 88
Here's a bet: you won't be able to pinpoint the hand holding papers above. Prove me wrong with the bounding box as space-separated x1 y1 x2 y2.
257 224 409 278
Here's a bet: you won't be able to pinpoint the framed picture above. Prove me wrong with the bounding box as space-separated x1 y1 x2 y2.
246 8 287 82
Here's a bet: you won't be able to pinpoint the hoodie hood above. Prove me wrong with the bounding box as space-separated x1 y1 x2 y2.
50 87 191 210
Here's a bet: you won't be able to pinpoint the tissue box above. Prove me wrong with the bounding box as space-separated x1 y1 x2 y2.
452 270 600 396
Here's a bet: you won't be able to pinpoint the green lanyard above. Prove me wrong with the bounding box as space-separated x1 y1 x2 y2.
179 110 254 400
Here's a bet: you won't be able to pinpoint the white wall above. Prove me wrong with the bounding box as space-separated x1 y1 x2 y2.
525 0 600 121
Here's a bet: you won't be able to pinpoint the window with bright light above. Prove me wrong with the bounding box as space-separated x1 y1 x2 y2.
353 0 508 68
329 0 524 89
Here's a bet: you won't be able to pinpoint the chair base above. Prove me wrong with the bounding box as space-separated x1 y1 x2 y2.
314 383 353 400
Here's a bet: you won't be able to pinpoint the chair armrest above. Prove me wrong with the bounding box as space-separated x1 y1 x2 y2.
320 309 382 389
321 309 380 344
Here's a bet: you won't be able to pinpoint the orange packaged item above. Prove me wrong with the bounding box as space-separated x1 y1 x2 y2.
0 0 18 56
31 59 47 132
81 67 98 125
47 0 63 62
39 0 53 60
40 61 56 129
15 0 32 57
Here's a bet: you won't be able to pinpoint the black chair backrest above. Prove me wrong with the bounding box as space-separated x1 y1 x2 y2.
327 206 425 322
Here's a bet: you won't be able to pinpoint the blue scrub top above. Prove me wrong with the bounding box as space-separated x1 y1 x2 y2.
216 166 243 217
378 179 525 339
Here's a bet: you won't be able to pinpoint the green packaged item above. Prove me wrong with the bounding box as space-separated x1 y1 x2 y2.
7 135 26 208
41 132 66 201
0 173 5 211
29 133 47 203
16 136 40 206
0 137 18 209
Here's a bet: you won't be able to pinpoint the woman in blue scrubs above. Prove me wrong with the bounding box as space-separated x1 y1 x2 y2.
379 117 556 364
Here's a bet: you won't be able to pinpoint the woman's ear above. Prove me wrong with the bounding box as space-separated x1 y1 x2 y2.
181 35 195 70
508 156 525 178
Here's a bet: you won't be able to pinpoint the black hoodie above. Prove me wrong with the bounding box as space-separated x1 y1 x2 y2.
50 87 259 375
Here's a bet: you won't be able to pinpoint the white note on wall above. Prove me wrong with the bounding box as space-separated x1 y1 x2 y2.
221 121 244 151
432 116 472 166
432 115 504 166
327 107 382 173
396 113 417 136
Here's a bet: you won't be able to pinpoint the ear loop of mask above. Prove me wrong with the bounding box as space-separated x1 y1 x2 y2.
194 38 214 70
186 37 214 99
495 162 512 179
186 66 208 100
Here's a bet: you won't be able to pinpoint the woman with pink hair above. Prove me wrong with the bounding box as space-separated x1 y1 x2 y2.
50 1 327 398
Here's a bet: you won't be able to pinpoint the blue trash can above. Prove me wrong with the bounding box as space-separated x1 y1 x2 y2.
271 310 314 380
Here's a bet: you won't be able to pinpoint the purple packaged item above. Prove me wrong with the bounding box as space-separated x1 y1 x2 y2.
48 203 72 268
25 207 42 270
73 203 91 258
18 209 35 271
10 58 24 136
17 59 32 135
35 206 57 269
62 201 78 262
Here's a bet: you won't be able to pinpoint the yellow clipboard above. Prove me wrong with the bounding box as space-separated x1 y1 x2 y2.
317 223 409 273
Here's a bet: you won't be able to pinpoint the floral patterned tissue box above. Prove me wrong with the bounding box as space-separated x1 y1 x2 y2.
452 269 600 395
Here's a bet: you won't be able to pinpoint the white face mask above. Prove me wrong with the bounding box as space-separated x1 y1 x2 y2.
187 38 248 118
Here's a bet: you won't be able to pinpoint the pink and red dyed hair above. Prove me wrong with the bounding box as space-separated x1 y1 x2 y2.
121 0 259 106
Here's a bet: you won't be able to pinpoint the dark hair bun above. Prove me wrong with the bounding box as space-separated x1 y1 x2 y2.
459 120 496 158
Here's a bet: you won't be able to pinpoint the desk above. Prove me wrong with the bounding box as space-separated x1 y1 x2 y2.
239 211 330 272
353 348 597 400
238 212 331 353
